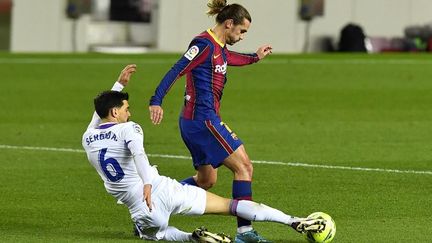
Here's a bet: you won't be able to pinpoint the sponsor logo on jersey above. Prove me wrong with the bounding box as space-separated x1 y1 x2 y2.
184 45 199 61
215 61 227 74
213 54 221 59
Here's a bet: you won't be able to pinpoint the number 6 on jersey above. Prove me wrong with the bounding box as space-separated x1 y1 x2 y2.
99 148 125 182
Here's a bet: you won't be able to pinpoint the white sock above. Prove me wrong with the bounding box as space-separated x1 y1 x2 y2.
163 226 192 242
232 200 297 226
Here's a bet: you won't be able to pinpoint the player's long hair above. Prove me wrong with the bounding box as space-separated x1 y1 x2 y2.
207 0 251 25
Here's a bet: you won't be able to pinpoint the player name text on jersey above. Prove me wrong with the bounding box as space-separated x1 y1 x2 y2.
85 131 118 145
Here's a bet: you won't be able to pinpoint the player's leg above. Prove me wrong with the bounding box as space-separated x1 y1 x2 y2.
223 145 253 181
135 223 214 242
132 178 220 242
195 165 218 190
204 192 326 234
196 118 262 242
179 118 219 189
163 226 196 241
179 118 229 190
204 190 231 214
131 190 193 241
223 145 263 242
167 177 231 242
181 164 218 190
205 191 292 223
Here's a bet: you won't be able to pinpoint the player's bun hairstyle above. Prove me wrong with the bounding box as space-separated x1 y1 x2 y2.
94 90 129 119
207 0 251 25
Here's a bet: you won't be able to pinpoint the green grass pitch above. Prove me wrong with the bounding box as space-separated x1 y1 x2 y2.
0 53 431 242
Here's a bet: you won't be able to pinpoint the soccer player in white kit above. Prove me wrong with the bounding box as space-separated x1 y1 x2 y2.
82 64 325 242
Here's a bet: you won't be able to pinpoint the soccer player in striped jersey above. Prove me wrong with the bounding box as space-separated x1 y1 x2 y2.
148 1 273 242
83 65 325 242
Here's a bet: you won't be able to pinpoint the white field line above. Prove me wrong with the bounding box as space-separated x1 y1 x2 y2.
0 58 178 65
2 57 432 65
1 144 431 176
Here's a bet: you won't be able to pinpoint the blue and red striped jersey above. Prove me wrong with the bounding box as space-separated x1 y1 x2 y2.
149 29 259 120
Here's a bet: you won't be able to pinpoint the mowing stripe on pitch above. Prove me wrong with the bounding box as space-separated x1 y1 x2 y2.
0 58 179 65
1 144 431 176
2 57 432 65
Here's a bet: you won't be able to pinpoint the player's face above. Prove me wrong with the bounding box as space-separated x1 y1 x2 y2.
226 18 251 45
115 100 131 123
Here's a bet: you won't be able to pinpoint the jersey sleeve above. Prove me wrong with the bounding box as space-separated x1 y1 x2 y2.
123 122 155 185
225 49 260 66
87 82 125 129
149 38 212 106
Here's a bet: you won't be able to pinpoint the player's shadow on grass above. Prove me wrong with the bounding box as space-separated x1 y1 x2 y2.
73 231 307 242
73 230 136 241
271 239 305 243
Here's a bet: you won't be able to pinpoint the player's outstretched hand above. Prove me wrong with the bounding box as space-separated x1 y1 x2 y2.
143 184 152 211
256 44 273 60
149 105 164 125
117 64 137 86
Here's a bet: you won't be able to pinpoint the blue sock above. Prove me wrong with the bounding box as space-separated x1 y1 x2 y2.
180 176 198 186
232 180 252 228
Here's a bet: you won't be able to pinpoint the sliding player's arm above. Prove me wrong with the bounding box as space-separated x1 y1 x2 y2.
149 39 211 125
86 64 137 129
124 123 155 211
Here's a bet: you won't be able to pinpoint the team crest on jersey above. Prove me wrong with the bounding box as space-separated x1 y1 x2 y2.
184 45 199 60
133 123 143 135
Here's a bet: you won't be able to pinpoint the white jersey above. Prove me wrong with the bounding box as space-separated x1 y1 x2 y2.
82 117 207 241
81 82 207 241
82 121 159 196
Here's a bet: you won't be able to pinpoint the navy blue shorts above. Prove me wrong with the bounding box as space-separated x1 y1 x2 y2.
179 117 243 169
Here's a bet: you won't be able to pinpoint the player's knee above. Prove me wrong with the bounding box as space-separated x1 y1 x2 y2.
133 212 167 241
134 222 162 241
196 177 217 190
198 181 216 190
236 159 253 179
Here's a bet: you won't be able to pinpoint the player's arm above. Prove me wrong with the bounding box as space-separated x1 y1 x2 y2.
87 64 137 129
149 39 211 125
226 44 272 66
124 123 155 211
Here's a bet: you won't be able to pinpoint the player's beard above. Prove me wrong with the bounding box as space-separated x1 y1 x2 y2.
226 37 239 46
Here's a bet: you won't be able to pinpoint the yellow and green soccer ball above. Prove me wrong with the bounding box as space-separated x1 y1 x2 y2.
304 212 336 243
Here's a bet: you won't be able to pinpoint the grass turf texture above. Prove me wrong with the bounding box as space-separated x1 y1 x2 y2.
0 53 431 242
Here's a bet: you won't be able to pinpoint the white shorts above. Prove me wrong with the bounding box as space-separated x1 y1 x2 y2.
124 175 206 241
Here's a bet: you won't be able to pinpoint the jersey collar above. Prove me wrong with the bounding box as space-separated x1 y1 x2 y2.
207 29 225 47
98 122 117 129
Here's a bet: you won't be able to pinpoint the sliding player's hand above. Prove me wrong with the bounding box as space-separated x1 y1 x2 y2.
143 184 152 211
256 44 273 60
117 64 137 86
149 105 164 125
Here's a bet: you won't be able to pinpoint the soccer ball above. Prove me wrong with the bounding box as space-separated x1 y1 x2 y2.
304 212 336 243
